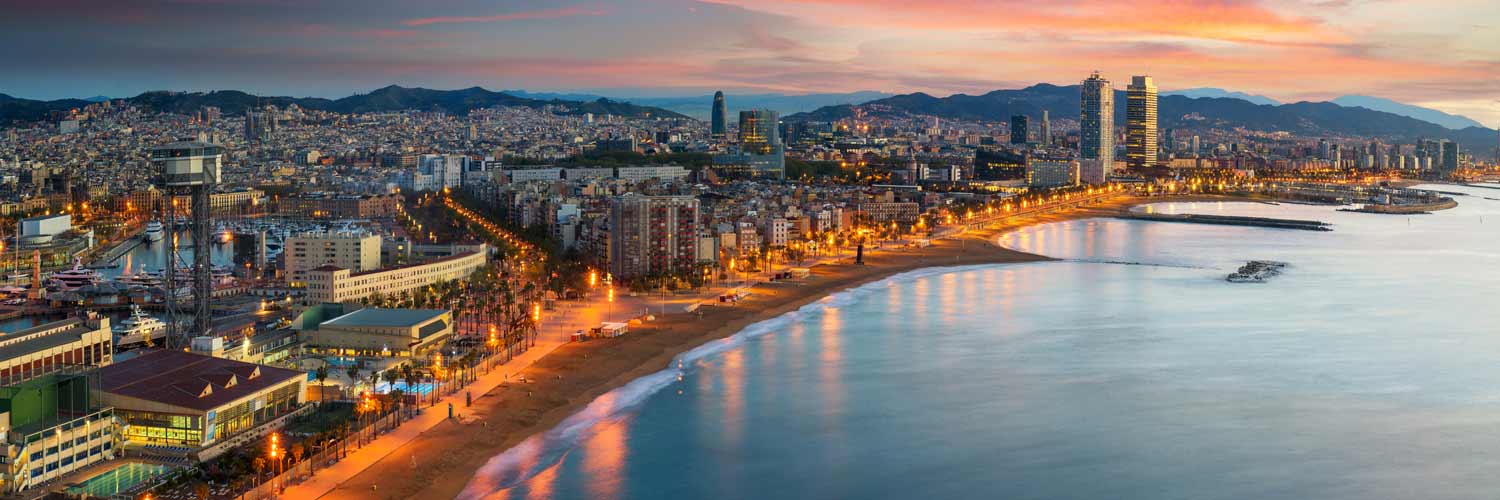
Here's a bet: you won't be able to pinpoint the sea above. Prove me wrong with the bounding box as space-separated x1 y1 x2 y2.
457 184 1500 500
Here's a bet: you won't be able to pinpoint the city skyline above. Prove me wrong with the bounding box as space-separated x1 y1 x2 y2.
2 0 1497 126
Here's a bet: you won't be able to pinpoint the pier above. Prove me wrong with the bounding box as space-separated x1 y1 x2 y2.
92 234 145 266
1119 213 1332 231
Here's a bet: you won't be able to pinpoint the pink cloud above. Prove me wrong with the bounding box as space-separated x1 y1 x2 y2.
402 6 607 26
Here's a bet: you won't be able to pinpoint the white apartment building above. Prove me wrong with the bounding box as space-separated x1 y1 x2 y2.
304 247 487 304
284 231 383 285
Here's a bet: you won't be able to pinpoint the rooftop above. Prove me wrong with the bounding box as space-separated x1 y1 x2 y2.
321 308 448 329
97 350 303 412
0 318 102 363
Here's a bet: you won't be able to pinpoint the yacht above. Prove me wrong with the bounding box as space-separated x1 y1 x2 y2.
48 259 101 291
113 305 167 348
143 221 165 242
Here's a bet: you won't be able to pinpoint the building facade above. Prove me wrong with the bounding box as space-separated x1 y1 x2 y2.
284 231 382 284
304 248 487 303
608 194 700 279
0 316 112 386
1126 75 1159 168
1079 72 1115 174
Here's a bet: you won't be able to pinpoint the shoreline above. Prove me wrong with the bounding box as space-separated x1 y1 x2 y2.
318 194 1239 499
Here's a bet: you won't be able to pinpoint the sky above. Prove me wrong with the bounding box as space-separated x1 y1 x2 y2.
2 0 1497 126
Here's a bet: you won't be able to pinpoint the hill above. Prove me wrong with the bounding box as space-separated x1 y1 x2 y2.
1162 88 1280 106
505 90 892 120
0 85 687 124
787 84 1497 151
1331 95 1485 130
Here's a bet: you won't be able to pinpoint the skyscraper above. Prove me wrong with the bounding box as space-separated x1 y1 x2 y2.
1126 75 1158 169
1040 110 1051 146
1079 72 1114 184
1440 140 1459 172
738 109 780 155
711 91 727 140
1010 115 1029 145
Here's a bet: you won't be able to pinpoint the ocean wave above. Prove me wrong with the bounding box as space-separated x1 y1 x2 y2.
456 264 997 499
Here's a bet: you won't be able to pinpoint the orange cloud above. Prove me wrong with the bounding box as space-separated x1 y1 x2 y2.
705 0 1345 45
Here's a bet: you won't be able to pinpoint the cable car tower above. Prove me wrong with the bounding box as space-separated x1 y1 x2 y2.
150 141 221 348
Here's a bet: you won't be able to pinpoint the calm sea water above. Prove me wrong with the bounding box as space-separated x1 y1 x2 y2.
459 184 1500 500
103 229 234 278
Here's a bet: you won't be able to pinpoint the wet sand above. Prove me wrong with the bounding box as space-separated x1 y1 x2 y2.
319 195 1215 499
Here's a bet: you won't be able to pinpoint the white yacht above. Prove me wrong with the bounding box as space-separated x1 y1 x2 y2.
48 259 101 291
143 221 165 242
113 305 167 348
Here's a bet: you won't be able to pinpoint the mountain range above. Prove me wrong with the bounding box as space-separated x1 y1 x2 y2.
504 90 893 120
0 85 687 124
1329 95 1485 130
787 84 1497 152
1163 88 1280 106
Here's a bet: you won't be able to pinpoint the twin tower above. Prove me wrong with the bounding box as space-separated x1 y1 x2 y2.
1081 72 1158 171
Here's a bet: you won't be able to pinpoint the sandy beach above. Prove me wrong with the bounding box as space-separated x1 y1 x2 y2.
317 195 1206 499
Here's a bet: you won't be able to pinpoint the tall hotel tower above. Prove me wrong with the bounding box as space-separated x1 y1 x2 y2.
1126 75 1158 168
1079 72 1114 184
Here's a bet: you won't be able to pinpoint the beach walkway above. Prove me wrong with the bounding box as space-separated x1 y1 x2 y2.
282 295 620 498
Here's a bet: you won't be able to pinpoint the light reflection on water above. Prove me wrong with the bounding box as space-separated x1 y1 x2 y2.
464 185 1500 500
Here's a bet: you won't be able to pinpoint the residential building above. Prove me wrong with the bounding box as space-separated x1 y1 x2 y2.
608 194 700 279
304 248 487 304
283 231 382 284
1080 72 1115 172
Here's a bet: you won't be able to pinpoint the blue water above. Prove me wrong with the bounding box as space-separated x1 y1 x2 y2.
65 462 170 497
460 185 1500 500
103 229 234 278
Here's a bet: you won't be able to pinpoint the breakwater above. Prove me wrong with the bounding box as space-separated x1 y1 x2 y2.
1119 213 1333 231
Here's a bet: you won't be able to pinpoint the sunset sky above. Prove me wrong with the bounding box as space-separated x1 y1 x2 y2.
3 0 1497 125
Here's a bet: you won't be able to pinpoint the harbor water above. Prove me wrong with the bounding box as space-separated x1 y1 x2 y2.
459 184 1500 500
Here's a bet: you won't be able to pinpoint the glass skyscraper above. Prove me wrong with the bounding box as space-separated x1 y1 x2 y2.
1079 72 1114 183
711 91 727 139
1126 75 1158 168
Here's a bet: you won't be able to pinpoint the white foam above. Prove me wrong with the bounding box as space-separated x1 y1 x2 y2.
456 264 1000 499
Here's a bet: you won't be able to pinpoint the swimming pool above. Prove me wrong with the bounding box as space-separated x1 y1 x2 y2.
374 381 435 396
64 462 170 497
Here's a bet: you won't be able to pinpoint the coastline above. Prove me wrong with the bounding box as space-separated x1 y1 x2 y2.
318 195 1225 499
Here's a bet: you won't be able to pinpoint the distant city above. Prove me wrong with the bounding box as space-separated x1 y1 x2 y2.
1 61 1498 499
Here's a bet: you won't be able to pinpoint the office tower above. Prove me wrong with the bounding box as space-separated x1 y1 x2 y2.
738 109 780 155
1440 140 1459 172
1079 71 1114 184
1010 115 1029 145
1040 110 1051 146
1126 75 1158 168
1191 136 1200 157
711 91 727 139
609 194 700 279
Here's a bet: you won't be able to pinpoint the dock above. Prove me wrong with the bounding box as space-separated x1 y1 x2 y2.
91 234 144 266
1120 212 1332 231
